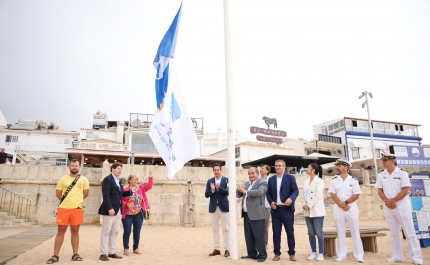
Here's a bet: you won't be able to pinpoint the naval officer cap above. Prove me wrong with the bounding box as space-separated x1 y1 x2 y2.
334 159 352 168
381 153 397 160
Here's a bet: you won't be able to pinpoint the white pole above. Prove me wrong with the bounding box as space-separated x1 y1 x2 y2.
364 91 379 178
223 0 238 260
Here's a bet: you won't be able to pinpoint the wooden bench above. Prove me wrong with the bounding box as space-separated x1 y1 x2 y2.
323 227 386 257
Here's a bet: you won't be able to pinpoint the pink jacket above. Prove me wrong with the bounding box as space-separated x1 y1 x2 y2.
122 177 153 219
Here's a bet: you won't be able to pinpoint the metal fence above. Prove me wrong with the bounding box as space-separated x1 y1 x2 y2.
0 187 31 225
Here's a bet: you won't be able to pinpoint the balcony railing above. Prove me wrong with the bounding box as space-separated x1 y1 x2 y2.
0 187 31 225
129 113 204 133
318 134 342 144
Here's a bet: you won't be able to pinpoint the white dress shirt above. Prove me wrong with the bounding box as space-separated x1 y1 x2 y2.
243 179 257 212
276 174 284 205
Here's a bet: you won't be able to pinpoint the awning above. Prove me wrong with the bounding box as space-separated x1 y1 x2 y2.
374 143 387 149
241 153 339 169
305 141 344 149
349 141 365 149
65 148 131 157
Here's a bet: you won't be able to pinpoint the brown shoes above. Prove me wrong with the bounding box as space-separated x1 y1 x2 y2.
224 250 230 257
272 255 280 261
289 255 297 262
209 249 221 256
108 253 122 259
99 255 109 261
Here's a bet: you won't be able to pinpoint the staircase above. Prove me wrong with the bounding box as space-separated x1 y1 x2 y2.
0 188 37 227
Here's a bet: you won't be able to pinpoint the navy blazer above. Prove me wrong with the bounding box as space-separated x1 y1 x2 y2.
266 173 299 212
98 174 132 216
205 176 229 213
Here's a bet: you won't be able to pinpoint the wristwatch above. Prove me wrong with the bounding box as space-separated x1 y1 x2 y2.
345 200 349 205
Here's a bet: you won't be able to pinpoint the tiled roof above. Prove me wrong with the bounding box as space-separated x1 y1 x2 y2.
0 126 79 135
80 138 122 144
80 128 117 132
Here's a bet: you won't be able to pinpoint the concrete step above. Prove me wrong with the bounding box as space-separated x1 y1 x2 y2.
0 219 12 226
5 215 16 220
0 221 37 228
12 219 25 223
0 212 7 217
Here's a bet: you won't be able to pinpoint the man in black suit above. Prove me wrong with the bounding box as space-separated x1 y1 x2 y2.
98 162 135 261
266 159 299 262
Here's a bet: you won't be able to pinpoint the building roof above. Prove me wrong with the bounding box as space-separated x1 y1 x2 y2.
210 141 293 155
80 138 122 144
80 128 117 132
242 152 339 168
0 126 79 135
342 117 420 127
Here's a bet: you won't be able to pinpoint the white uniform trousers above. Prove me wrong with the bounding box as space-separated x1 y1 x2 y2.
100 212 122 255
334 203 364 260
210 206 229 250
384 200 422 264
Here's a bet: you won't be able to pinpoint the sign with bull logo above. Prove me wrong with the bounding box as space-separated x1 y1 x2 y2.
262 116 277 128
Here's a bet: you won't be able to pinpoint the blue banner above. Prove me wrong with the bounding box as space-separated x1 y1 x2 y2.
391 145 430 166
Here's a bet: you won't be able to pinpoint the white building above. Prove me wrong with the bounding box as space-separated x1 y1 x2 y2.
313 117 421 161
0 119 78 165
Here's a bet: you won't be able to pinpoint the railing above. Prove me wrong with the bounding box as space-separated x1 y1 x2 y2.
129 113 204 133
0 187 31 225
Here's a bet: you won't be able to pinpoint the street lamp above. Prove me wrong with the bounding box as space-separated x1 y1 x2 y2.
359 91 378 178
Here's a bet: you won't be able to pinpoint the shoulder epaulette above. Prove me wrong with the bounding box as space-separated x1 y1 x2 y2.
400 168 405 171
352 176 358 180
332 175 339 180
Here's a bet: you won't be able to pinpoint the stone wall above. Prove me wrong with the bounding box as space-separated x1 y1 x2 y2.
1 164 426 226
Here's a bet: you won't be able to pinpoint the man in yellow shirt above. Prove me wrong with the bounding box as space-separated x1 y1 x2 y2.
46 159 89 264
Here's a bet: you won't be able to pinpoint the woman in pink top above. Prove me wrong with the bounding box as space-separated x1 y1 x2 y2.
122 169 153 255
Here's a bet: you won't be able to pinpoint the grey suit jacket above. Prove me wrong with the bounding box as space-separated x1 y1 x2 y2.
236 177 268 220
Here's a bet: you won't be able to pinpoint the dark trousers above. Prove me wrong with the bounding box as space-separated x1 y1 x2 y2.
244 212 267 260
122 212 143 250
271 206 295 255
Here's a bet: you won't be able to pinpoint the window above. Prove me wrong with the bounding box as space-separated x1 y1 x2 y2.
85 131 99 139
5 135 18 143
131 134 158 153
351 148 360 160
384 123 397 135
57 137 72 144
345 119 352 131
372 122 384 134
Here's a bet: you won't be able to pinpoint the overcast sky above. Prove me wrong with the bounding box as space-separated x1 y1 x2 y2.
1 0 429 142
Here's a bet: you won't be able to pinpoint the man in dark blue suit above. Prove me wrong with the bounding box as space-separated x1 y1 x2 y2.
205 163 230 258
266 159 299 262
98 162 134 261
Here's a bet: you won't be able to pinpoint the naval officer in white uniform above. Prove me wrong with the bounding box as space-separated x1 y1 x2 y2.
375 153 422 265
328 159 364 263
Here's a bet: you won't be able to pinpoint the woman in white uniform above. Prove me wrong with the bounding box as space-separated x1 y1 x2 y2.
375 153 422 265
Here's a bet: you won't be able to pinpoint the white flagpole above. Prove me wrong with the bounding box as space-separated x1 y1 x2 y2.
223 0 238 260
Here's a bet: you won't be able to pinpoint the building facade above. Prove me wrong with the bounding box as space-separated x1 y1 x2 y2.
313 117 422 161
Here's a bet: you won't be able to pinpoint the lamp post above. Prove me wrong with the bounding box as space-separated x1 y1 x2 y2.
359 91 379 178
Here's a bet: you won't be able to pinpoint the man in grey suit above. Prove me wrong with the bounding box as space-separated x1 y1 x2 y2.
237 167 268 262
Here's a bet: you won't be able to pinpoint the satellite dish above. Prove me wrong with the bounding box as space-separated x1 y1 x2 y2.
131 119 142 127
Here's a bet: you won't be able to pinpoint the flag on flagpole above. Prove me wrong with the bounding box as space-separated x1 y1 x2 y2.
149 4 200 179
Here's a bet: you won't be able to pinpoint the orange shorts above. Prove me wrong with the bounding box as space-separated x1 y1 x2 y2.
56 208 84 226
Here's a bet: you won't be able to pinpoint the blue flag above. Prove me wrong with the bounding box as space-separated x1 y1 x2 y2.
153 3 182 110
149 4 200 179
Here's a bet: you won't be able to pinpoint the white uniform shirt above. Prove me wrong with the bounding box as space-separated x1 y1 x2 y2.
328 175 362 202
243 179 257 212
263 176 271 208
276 175 284 205
375 167 410 199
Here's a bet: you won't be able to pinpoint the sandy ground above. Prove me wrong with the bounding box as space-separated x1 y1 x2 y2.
6 220 430 265
0 226 31 239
